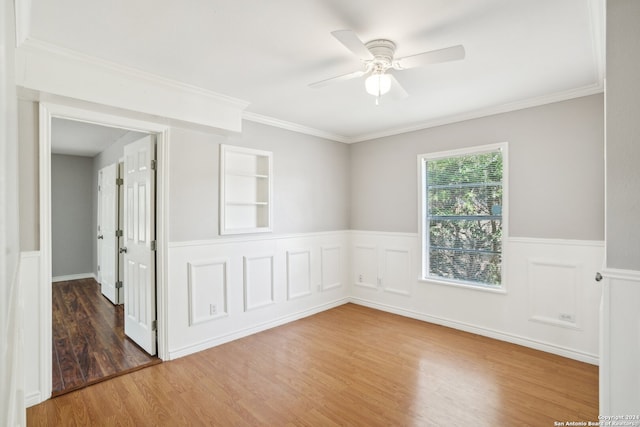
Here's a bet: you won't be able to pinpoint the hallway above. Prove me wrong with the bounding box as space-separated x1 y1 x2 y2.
52 278 160 396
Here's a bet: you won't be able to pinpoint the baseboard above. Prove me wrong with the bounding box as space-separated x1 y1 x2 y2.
350 298 599 365
168 297 350 360
25 391 42 408
52 273 96 283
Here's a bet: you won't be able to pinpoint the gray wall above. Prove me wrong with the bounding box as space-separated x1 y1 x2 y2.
19 95 604 249
169 120 351 242
605 0 640 270
51 154 94 277
350 94 604 240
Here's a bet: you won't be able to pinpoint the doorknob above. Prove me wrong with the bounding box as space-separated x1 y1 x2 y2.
97 234 103 240
119 247 127 254
595 272 603 282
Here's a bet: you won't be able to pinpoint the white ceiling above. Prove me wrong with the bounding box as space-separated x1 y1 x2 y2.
29 0 604 142
52 118 146 157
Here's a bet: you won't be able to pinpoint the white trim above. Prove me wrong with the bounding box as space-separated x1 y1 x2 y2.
417 277 507 294
286 249 313 301
600 268 640 282
509 236 605 247
187 258 229 325
243 254 276 311
14 0 31 47
350 298 599 365
168 230 349 248
38 103 52 402
16 38 248 133
20 38 249 109
247 86 603 144
527 258 583 330
348 84 604 143
349 230 418 238
168 298 350 360
417 142 509 291
52 273 95 283
243 111 349 144
38 101 171 404
587 0 606 84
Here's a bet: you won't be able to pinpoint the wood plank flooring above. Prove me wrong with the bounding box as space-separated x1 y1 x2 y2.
51 278 160 396
32 303 598 426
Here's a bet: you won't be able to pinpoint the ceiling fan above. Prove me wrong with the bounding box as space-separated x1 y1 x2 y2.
309 30 465 103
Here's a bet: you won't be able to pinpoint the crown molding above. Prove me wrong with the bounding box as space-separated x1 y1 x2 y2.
347 83 605 143
14 0 31 47
15 37 250 133
242 111 350 143
17 37 604 144
18 37 250 109
247 83 603 144
587 0 606 83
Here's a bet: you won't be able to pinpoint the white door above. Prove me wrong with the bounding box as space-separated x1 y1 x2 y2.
123 135 157 355
98 163 119 304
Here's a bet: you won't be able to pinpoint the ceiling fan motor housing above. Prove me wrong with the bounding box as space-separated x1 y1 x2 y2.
365 39 396 71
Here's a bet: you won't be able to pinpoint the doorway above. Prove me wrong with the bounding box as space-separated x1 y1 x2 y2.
39 103 169 400
50 118 159 395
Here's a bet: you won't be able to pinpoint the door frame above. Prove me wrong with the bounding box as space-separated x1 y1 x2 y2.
39 102 170 400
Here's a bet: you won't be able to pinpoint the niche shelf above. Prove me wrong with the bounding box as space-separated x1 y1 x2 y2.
220 144 273 235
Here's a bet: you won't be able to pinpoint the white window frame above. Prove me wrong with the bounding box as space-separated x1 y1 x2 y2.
417 142 509 293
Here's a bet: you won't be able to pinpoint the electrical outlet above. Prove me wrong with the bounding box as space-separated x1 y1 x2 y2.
358 274 363 282
559 313 575 322
210 304 217 315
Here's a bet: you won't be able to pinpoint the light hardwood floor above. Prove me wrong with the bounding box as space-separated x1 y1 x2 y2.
28 303 598 426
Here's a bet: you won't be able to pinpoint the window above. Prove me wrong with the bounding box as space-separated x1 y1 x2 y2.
419 143 507 289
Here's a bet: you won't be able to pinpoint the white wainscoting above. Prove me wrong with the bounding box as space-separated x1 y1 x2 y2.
599 268 640 416
286 249 312 300
19 251 44 407
167 231 350 360
187 259 229 325
349 231 604 364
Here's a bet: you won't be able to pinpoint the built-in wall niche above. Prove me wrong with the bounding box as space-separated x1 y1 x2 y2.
220 144 273 235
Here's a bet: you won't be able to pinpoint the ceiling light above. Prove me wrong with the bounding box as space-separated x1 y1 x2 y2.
365 72 391 97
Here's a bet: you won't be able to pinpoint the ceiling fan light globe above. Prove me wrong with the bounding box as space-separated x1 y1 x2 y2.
365 73 391 96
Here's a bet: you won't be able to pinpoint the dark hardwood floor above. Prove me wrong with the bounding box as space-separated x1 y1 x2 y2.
31 303 598 426
51 278 160 396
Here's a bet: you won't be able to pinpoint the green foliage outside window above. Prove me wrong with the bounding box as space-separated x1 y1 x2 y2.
426 150 503 286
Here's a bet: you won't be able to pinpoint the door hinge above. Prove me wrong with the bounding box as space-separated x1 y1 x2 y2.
116 178 124 186
151 320 157 331
150 240 157 251
97 265 100 272
116 229 123 237
115 281 123 289
151 159 157 170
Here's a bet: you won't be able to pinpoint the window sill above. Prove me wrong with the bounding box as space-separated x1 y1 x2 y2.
418 277 507 294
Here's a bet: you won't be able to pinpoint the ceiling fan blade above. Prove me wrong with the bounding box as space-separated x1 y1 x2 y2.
331 29 374 60
309 70 366 89
387 74 409 101
394 45 465 70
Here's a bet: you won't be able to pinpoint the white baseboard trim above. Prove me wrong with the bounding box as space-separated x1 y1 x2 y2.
168 297 350 360
350 297 599 365
25 391 42 408
52 273 96 283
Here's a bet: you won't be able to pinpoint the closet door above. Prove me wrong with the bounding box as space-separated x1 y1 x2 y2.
123 135 157 355
98 163 119 304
